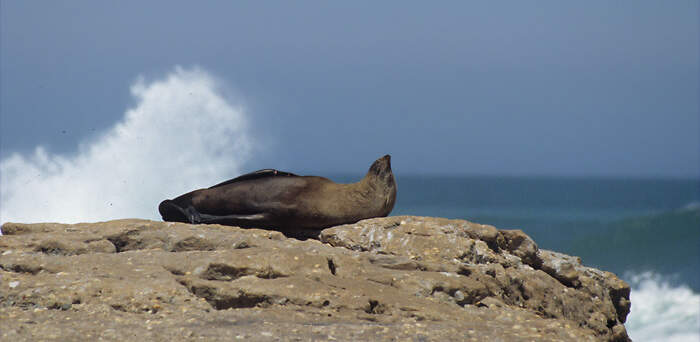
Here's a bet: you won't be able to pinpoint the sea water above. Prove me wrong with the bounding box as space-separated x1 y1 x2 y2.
333 175 700 341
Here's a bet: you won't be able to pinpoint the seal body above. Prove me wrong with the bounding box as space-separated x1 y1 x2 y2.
158 155 396 232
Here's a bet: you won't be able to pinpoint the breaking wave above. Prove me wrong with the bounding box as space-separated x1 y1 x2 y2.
625 272 700 342
1 66 251 226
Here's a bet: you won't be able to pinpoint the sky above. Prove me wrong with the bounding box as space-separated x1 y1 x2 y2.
0 1 698 223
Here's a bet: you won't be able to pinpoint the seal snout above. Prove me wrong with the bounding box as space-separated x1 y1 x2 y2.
378 154 392 169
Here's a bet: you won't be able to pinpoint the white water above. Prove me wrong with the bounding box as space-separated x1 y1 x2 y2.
1 66 252 226
626 272 700 342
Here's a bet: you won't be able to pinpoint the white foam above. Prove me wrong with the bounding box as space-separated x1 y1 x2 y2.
681 201 700 211
626 271 700 342
1 66 251 227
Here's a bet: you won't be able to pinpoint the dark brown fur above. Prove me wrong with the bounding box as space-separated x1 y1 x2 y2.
158 155 396 232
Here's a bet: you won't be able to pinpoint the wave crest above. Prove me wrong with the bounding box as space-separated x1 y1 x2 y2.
626 271 700 342
1 66 251 224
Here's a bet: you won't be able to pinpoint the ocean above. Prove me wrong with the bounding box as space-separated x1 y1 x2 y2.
333 175 700 342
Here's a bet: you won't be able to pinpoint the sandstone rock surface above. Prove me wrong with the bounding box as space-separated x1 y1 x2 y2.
0 217 630 341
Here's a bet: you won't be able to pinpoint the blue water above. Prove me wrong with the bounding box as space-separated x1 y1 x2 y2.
332 175 700 341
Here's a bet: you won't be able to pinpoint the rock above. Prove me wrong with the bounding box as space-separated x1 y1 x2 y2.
0 217 630 341
500 229 543 268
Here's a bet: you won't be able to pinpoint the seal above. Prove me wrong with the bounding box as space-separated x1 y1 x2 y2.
158 155 397 232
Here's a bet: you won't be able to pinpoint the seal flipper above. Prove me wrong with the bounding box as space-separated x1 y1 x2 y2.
197 213 268 225
160 199 263 226
208 169 298 189
159 200 202 224
159 200 187 223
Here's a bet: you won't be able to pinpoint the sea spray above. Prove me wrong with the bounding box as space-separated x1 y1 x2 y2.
0 66 251 225
625 272 700 342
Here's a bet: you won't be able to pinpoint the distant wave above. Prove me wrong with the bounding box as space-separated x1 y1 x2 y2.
681 201 700 211
625 272 700 342
0 66 252 226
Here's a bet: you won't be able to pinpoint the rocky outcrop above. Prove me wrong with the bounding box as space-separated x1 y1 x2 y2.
0 217 630 341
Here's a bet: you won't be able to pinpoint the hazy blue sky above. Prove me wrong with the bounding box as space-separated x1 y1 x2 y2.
2 1 698 177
